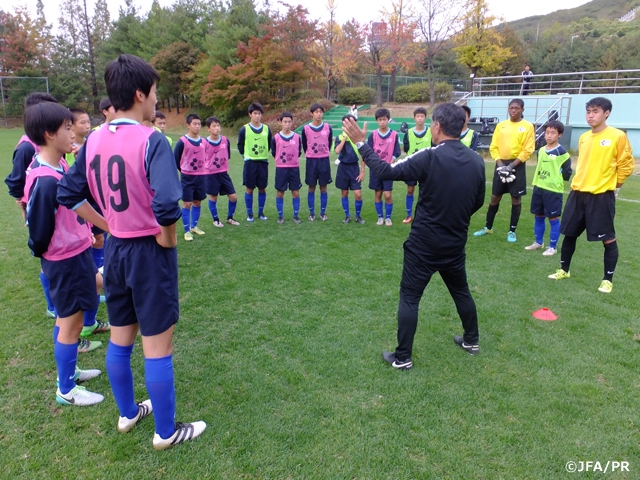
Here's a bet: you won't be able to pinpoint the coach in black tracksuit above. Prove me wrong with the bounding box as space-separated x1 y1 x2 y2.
342 103 486 370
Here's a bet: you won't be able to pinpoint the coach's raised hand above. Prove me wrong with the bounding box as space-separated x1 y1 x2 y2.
342 117 367 144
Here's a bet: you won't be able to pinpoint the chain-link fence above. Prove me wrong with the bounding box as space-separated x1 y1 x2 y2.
347 74 470 103
1 77 50 127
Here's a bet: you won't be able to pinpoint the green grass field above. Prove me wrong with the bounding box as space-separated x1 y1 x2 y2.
1 127 639 479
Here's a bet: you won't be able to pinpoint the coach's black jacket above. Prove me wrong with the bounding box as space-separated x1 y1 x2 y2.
359 140 485 257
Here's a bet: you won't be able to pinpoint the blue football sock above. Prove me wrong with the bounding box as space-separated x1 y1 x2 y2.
181 208 191 233
406 194 414 217
355 199 363 217
106 342 138 419
145 355 176 439
91 246 104 269
245 193 253 216
375 201 383 218
292 197 300 217
320 192 328 215
341 197 350 217
228 200 237 219
208 199 218 221
258 192 266 215
549 218 560 249
55 340 77 395
276 197 284 217
53 324 59 344
40 272 55 312
534 215 545 245
385 202 393 219
83 307 98 328
308 192 315 215
191 206 201 228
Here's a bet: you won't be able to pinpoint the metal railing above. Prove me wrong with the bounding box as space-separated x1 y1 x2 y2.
469 69 640 97
531 97 570 146
463 96 572 126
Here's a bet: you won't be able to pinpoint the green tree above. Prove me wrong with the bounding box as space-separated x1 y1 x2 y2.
453 0 513 76
151 41 202 113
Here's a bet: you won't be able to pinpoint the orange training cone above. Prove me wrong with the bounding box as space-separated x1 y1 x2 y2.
533 307 557 321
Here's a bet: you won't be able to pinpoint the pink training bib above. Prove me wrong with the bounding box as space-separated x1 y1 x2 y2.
85 124 162 238
25 163 92 261
371 130 398 163
205 137 229 174
274 133 301 167
304 123 331 158
179 136 207 175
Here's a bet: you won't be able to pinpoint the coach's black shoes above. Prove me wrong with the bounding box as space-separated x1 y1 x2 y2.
454 336 479 355
382 351 412 370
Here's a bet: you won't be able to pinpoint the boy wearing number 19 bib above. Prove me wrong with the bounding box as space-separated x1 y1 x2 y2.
58 54 206 450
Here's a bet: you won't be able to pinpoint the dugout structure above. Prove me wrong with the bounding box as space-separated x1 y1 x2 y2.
0 76 50 127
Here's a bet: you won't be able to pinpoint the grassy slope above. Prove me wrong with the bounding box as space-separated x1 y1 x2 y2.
1 128 639 478
505 0 637 33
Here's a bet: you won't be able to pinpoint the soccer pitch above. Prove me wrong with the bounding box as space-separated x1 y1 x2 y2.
1 127 639 478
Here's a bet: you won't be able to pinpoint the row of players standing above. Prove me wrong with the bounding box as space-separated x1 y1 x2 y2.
172 102 481 241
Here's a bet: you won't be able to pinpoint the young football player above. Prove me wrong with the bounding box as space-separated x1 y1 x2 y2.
271 112 303 224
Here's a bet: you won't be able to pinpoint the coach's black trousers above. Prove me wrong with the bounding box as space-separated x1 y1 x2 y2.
395 245 479 361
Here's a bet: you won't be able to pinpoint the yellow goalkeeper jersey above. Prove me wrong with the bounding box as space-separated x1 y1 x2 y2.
571 126 634 194
490 119 535 162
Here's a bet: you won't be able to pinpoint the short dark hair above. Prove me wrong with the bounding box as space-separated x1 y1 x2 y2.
99 98 112 112
342 114 356 122
461 105 471 118
375 108 391 120
248 103 264 114
431 103 466 139
186 113 201 125
205 116 221 127
545 120 565 135
25 92 58 108
69 108 88 122
104 54 159 112
310 103 324 113
509 98 525 108
153 111 166 120
586 97 612 113
525 63 530 67
279 112 293 121
24 102 74 146
413 107 427 117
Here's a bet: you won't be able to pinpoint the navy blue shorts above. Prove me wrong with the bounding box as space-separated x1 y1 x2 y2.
491 161 527 197
181 173 206 202
335 162 362 191
560 190 616 242
104 236 179 337
41 248 98 318
206 172 235 197
405 180 417 187
243 160 268 189
275 167 302 192
369 169 393 192
305 157 332 187
530 186 563 217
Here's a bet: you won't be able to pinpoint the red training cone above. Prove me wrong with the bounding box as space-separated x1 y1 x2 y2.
533 307 557 321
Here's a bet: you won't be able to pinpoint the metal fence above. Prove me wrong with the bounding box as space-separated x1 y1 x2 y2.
0 76 50 127
347 74 470 103
470 69 640 97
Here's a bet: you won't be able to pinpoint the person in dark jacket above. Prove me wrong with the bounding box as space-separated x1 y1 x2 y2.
342 103 486 370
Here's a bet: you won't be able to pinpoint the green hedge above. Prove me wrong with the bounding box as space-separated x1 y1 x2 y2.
394 82 453 103
338 87 376 105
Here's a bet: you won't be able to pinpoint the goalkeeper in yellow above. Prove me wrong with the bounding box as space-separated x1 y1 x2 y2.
474 98 535 242
548 97 634 293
